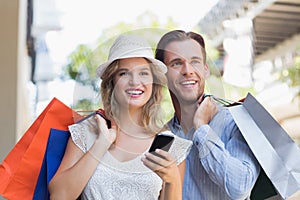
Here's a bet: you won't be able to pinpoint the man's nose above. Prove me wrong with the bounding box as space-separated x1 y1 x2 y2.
181 61 194 75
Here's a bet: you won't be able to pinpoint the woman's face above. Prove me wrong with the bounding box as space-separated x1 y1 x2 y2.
113 57 153 110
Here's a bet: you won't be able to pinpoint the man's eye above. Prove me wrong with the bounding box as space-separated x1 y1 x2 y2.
191 60 202 66
170 61 183 67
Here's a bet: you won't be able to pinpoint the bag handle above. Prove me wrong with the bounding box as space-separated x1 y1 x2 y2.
204 94 244 107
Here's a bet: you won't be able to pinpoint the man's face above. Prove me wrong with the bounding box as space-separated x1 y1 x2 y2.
163 39 209 105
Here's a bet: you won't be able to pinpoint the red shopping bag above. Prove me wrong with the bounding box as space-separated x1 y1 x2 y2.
0 98 81 200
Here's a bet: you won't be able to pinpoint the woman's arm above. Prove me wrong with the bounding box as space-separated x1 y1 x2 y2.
142 149 185 200
49 115 116 200
160 159 185 200
48 138 103 199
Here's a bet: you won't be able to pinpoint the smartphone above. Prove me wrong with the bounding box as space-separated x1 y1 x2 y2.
149 133 175 153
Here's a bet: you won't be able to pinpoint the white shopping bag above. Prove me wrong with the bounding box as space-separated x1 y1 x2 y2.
227 93 300 200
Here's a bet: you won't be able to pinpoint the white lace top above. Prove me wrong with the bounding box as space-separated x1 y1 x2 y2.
68 117 192 200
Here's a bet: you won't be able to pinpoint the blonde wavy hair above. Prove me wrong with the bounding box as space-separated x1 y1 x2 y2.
100 58 167 135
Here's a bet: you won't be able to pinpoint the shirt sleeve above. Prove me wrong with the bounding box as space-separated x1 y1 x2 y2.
193 109 260 199
68 115 98 153
168 132 193 165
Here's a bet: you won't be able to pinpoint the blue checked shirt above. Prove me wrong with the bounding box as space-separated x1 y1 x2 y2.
167 107 260 200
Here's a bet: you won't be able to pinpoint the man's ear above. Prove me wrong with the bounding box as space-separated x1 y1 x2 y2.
204 64 210 78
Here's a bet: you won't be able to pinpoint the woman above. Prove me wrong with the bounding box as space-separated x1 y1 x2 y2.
49 34 192 200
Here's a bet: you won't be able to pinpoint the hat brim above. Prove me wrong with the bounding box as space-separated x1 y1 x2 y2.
96 55 167 78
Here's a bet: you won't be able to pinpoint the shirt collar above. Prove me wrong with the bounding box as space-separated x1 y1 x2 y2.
168 113 195 140
169 113 181 131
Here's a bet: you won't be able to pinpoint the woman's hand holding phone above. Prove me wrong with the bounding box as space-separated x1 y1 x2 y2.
142 133 180 184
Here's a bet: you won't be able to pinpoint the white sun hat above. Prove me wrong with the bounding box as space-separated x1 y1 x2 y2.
96 34 167 78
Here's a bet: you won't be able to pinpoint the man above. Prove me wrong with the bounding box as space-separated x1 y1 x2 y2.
155 30 260 200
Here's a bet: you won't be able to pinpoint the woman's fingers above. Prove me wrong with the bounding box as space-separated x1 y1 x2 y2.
142 150 180 183
95 114 109 131
95 114 116 144
142 150 175 171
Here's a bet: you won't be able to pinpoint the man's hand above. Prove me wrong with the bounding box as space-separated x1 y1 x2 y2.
193 96 218 129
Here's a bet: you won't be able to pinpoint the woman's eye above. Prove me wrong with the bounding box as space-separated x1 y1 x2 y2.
140 71 149 76
119 72 129 76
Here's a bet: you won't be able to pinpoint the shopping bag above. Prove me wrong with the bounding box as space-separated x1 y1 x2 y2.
228 93 300 200
33 128 70 200
0 98 80 200
250 167 278 200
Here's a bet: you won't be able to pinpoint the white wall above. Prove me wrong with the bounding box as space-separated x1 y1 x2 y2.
0 0 31 163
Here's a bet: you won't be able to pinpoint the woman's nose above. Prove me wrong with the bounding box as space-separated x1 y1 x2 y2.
129 73 140 85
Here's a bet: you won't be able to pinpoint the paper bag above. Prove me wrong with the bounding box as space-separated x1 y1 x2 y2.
0 98 80 200
228 93 300 200
33 128 70 200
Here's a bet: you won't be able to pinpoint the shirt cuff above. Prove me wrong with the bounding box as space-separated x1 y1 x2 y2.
193 125 218 158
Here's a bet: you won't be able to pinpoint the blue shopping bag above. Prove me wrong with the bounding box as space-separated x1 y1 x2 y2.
33 128 70 200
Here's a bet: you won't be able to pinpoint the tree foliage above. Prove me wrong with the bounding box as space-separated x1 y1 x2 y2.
279 47 300 103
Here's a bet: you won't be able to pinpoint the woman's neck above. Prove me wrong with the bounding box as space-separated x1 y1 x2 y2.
117 107 149 138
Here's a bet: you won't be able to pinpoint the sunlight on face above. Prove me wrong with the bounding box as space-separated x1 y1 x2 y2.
164 39 208 104
113 57 153 109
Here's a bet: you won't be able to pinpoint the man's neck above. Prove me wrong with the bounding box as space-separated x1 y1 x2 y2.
173 101 197 135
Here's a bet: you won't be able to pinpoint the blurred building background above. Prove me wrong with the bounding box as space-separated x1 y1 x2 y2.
0 0 299 168
198 0 300 143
